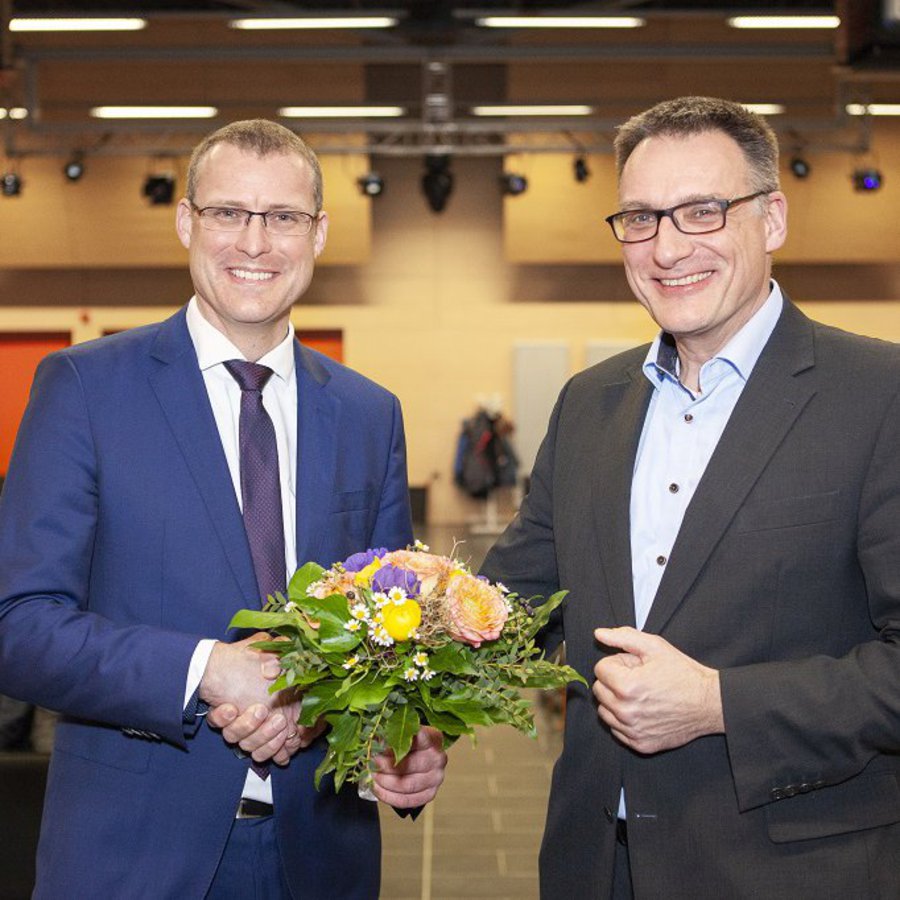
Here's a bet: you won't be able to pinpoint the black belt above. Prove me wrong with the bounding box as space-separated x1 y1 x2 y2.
616 819 628 846
236 798 274 819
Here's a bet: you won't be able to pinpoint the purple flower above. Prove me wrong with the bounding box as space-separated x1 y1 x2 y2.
342 547 388 572
371 564 420 597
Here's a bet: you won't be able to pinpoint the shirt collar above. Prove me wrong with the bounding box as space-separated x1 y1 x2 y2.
186 296 296 384
642 280 784 390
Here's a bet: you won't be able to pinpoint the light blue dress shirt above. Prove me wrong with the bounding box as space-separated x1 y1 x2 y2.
619 281 784 819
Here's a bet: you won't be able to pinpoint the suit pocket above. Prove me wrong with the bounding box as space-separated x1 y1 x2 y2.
766 769 900 843
53 719 151 774
733 490 839 534
330 488 374 513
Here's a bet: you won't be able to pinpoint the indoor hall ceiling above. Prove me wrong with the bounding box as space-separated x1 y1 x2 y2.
1 0 897 161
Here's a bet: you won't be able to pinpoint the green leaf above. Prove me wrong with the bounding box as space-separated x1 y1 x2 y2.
342 677 393 710
431 695 495 726
298 680 350 725
427 642 478 675
524 590 569 640
229 609 301 632
383 703 420 765
417 704 473 737
288 561 326 599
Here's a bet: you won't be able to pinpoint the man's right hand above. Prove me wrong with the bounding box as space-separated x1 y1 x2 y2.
199 633 314 765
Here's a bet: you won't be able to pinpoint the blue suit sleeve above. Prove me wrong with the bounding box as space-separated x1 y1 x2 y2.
0 352 200 748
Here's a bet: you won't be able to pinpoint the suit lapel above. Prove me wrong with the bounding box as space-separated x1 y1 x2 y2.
591 357 653 628
148 309 259 604
644 301 817 634
293 341 338 566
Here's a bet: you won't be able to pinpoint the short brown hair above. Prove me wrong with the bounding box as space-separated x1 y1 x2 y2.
186 118 324 211
614 96 780 193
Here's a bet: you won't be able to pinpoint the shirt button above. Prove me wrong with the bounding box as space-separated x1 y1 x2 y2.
668 483 679 493
684 413 693 423
656 555 667 566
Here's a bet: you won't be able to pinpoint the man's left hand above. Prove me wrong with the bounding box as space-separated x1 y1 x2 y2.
371 726 447 809
593 626 724 754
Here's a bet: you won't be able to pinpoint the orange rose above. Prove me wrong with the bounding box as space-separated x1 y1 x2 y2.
445 573 508 648
380 549 456 596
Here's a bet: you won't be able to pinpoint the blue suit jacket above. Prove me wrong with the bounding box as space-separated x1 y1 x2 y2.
0 307 414 899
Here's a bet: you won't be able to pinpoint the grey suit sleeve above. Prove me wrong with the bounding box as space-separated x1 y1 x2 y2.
720 382 900 813
480 382 568 655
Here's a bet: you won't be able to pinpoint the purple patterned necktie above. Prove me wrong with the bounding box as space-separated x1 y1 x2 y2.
224 359 286 781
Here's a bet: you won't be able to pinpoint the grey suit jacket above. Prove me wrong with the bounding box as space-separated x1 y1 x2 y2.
482 299 900 899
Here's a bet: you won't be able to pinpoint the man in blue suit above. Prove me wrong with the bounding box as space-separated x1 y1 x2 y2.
0 119 446 898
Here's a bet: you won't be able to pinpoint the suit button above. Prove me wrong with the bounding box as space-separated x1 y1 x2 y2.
603 806 615 823
798 783 812 794
812 780 825 790
770 788 785 801
784 785 799 797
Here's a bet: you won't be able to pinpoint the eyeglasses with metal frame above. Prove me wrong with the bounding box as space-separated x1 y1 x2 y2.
604 190 772 244
190 202 319 236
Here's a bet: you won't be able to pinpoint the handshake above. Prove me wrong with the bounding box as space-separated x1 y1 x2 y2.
198 632 446 807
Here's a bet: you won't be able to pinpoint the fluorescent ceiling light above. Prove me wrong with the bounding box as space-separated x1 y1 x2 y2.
728 16 840 29
230 17 397 30
0 108 29 120
846 103 900 116
472 104 594 116
279 106 405 118
91 106 218 119
10 17 146 32
477 16 644 28
741 103 785 115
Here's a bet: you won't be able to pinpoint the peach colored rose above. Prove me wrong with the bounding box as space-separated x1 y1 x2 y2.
380 549 456 596
445 573 508 648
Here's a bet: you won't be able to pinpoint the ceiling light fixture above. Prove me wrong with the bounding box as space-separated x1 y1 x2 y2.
789 156 811 179
728 16 840 30
500 173 528 196
143 174 176 205
471 105 593 117
64 153 85 182
846 103 900 117
573 156 591 183
2 172 23 197
476 16 644 29
9 17 146 32
230 17 397 30
422 155 454 213
741 103 786 116
852 168 882 192
92 106 217 119
357 173 385 197
278 106 405 118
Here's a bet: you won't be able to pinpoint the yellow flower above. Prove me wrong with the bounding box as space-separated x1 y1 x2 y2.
445 574 508 648
381 599 422 642
354 558 382 587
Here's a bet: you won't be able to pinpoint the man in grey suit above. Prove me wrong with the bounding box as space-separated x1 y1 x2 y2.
481 96 900 898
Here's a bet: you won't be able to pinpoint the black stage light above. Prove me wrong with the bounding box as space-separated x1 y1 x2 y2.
422 154 453 213
852 168 882 192
574 156 591 183
357 173 384 197
143 174 176 205
64 154 85 182
1 172 22 197
500 172 528 196
789 156 810 179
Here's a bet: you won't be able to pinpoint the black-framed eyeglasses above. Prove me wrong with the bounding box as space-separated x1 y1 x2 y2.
191 202 319 237
604 190 772 244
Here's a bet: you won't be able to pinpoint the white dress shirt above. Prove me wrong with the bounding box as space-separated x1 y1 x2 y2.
619 281 784 818
184 296 299 803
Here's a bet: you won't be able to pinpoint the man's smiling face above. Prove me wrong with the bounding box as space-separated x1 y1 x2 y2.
618 129 787 360
176 142 327 355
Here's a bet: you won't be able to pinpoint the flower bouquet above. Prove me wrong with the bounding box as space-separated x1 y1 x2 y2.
230 542 584 793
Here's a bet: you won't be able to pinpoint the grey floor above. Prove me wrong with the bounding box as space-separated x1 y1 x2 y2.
378 525 564 900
